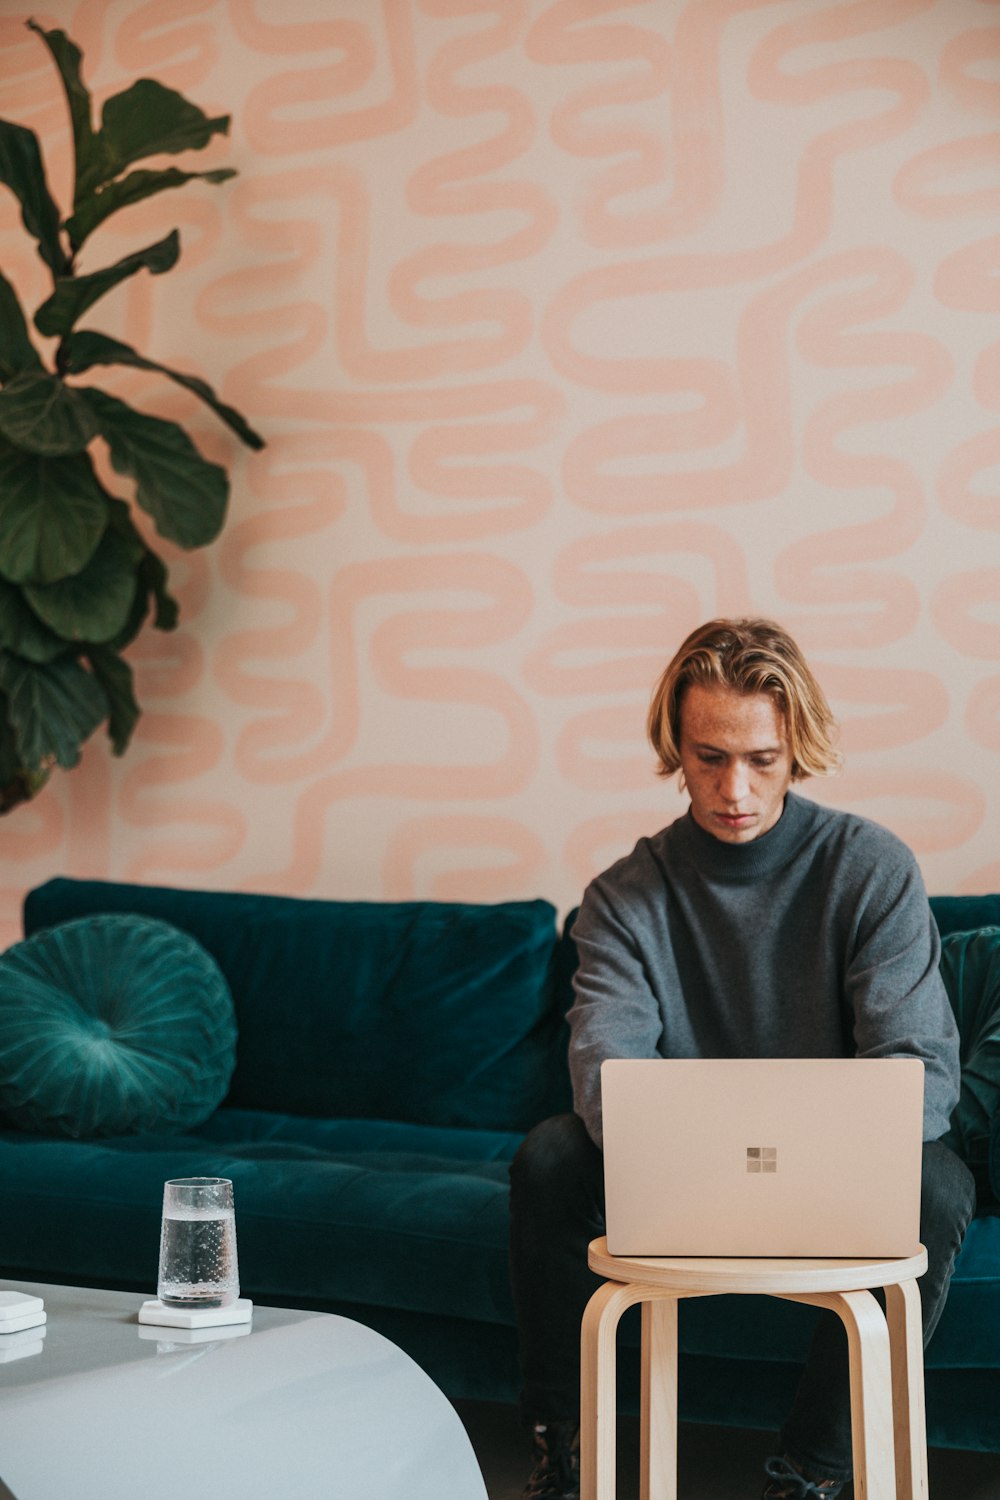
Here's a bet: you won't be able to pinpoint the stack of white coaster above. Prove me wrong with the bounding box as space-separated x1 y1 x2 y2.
0 1290 46 1335
138 1297 253 1329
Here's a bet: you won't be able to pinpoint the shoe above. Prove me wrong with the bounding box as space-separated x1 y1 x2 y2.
521 1419 580 1499
761 1454 847 1498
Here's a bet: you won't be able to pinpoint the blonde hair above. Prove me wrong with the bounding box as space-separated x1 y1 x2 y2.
647 618 841 782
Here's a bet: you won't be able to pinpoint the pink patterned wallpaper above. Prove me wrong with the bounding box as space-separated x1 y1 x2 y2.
0 0 997 945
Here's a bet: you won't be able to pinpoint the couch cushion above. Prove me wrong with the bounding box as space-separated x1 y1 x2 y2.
939 927 1000 1180
0 1112 521 1328
930 894 1000 938
0 914 236 1138
24 880 569 1132
192 1107 525 1163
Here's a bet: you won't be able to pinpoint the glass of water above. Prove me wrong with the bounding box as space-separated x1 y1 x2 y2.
157 1177 240 1309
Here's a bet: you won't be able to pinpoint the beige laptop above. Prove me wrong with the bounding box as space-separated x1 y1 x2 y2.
601 1058 924 1258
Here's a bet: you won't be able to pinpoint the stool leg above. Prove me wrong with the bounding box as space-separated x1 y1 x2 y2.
884 1279 928 1500
829 1289 897 1500
581 1282 647 1500
779 1289 896 1500
640 1297 679 1500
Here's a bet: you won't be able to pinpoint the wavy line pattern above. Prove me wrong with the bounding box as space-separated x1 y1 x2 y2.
0 0 998 947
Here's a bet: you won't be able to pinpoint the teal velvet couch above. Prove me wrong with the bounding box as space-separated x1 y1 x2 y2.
1 877 999 1454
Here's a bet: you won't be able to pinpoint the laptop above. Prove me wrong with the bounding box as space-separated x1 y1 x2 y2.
600 1057 924 1258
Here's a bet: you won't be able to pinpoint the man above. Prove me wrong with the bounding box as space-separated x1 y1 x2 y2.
509 617 975 1500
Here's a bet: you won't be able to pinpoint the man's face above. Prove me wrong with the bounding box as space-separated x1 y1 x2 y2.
678 683 794 844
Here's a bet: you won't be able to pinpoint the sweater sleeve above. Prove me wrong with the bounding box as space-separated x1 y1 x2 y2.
845 842 960 1142
566 876 666 1148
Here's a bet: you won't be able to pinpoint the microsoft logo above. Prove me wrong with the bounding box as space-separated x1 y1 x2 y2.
747 1146 777 1173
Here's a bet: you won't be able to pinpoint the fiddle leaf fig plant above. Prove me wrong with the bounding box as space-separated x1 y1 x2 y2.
0 19 263 811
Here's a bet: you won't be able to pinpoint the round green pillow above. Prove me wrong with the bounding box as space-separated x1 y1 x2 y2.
0 913 237 1138
939 925 1000 1179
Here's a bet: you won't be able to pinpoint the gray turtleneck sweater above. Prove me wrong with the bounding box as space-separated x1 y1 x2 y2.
567 791 960 1147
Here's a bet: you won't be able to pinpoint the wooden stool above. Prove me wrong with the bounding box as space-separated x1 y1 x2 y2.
581 1236 928 1500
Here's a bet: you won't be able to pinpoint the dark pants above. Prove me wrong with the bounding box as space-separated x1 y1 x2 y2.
508 1112 976 1480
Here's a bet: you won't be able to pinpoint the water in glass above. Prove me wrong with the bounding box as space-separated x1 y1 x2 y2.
157 1178 240 1308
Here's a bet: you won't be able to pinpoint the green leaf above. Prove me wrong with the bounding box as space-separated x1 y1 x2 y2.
24 524 142 644
85 388 227 547
61 330 264 449
0 693 53 810
65 165 236 251
140 549 179 632
0 271 44 381
103 532 178 651
0 120 69 277
0 578 70 663
34 230 179 339
0 370 98 454
0 441 108 584
25 21 106 211
0 650 106 771
104 496 168 593
100 79 230 176
0 701 24 792
29 22 230 208
103 493 146 550
85 644 139 754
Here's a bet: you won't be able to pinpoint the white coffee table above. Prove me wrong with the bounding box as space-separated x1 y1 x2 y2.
0 1280 488 1500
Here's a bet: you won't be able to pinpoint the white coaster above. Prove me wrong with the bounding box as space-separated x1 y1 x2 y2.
0 1290 44 1324
0 1309 46 1335
138 1297 253 1329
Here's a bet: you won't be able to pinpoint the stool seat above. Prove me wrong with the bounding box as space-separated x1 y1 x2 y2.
588 1239 928 1294
581 1237 929 1500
